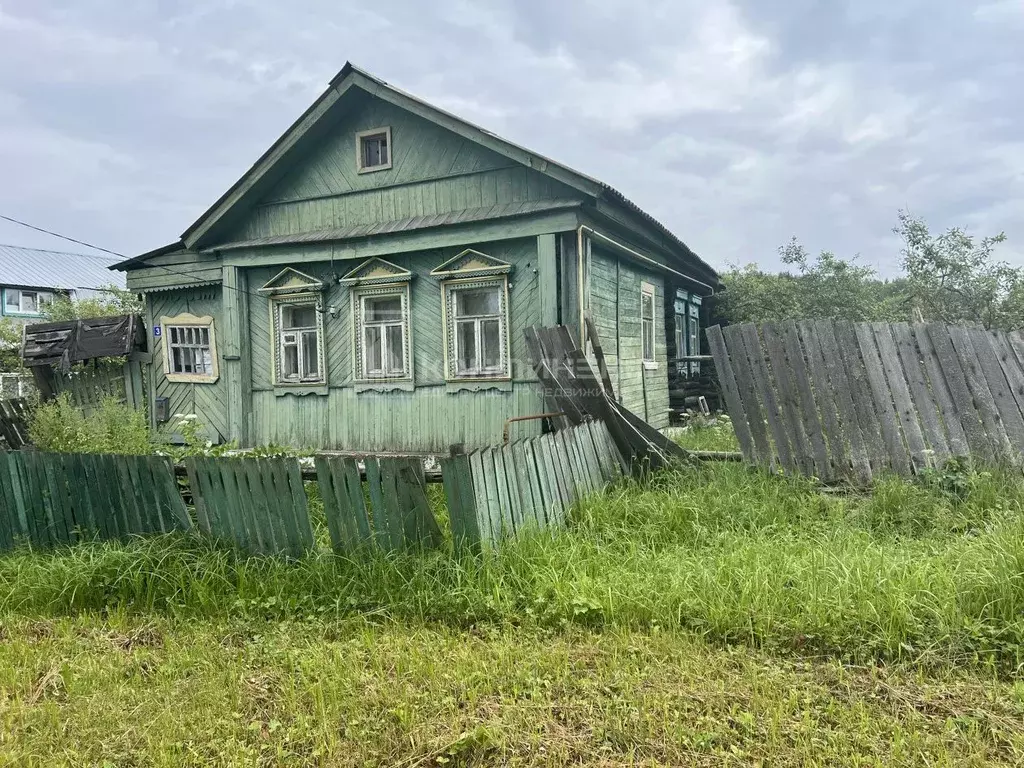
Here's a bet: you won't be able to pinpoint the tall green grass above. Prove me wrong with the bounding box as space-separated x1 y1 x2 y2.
1 462 1022 668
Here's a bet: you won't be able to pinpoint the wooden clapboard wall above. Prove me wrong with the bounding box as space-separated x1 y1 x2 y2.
443 421 624 548
707 320 1024 483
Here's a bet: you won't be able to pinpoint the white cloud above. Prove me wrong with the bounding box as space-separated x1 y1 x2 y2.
0 0 1020 273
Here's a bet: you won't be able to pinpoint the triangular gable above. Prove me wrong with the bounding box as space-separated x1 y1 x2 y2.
430 249 512 279
178 64 602 252
338 257 412 286
162 61 715 286
257 267 325 295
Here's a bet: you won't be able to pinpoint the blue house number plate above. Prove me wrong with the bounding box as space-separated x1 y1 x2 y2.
153 326 162 337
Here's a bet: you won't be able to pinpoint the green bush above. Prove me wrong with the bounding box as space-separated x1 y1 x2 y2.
28 394 151 455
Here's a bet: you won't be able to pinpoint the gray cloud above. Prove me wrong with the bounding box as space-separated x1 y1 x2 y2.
0 0 1021 277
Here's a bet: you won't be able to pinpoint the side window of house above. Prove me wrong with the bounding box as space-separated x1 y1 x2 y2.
272 299 326 385
688 301 701 377
674 293 687 376
353 285 411 381
640 282 656 364
443 279 510 379
161 314 218 383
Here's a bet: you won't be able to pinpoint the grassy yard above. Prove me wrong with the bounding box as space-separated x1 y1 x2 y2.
1 446 1023 764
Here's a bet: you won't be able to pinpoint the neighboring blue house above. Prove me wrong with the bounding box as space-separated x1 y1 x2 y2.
0 244 125 322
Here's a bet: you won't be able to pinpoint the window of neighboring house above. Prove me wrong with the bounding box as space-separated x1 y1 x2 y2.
161 314 219 383
641 282 656 365
273 299 325 385
443 279 509 379
5 289 52 314
356 127 392 173
354 286 410 380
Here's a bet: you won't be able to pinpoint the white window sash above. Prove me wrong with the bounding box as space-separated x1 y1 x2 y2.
448 282 507 378
641 284 656 363
275 300 324 384
356 289 409 380
166 324 215 376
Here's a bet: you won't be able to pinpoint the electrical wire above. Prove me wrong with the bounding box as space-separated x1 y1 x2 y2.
0 214 125 258
0 213 307 305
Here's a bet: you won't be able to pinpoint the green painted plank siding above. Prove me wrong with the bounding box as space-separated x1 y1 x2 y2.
146 287 231 442
127 262 223 293
245 237 540 391
589 245 669 429
223 94 583 243
249 384 543 452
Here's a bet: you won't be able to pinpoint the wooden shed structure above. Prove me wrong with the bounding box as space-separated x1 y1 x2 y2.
113 62 719 452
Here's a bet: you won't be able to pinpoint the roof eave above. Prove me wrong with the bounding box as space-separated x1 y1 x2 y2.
111 241 185 272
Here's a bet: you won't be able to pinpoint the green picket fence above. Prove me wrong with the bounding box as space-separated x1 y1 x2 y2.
443 421 624 549
0 422 623 556
0 452 190 550
317 456 442 553
185 456 315 558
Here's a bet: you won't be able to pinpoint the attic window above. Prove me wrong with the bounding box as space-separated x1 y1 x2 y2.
356 127 392 173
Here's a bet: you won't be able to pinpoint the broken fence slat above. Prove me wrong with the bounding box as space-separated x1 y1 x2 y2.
705 325 757 464
780 320 831 481
855 322 910 476
722 324 772 467
966 328 1024 462
946 324 1013 463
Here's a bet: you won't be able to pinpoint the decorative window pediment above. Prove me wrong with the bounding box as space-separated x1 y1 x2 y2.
339 257 413 287
258 267 325 296
430 249 512 280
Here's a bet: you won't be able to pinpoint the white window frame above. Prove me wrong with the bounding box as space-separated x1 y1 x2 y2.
160 313 219 384
352 283 412 382
4 288 53 316
442 277 511 381
355 126 392 174
270 295 326 387
641 282 657 368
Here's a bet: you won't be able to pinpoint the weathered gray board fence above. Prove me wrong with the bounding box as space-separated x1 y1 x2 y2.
707 320 1024 483
0 421 622 555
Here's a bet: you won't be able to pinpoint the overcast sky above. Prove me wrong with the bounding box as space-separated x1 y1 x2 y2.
0 1 1021 276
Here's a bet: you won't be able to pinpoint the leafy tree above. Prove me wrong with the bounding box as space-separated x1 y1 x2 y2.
896 211 1022 330
0 318 24 373
716 239 908 324
43 285 142 322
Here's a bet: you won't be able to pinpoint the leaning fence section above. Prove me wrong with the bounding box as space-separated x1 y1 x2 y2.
708 320 1024 483
316 455 443 553
443 421 623 548
0 421 623 556
0 452 190 550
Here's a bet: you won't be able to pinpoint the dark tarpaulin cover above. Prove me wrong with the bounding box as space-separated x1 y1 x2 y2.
21 315 143 370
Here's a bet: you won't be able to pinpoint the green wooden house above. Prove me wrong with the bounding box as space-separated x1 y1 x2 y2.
113 63 720 453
